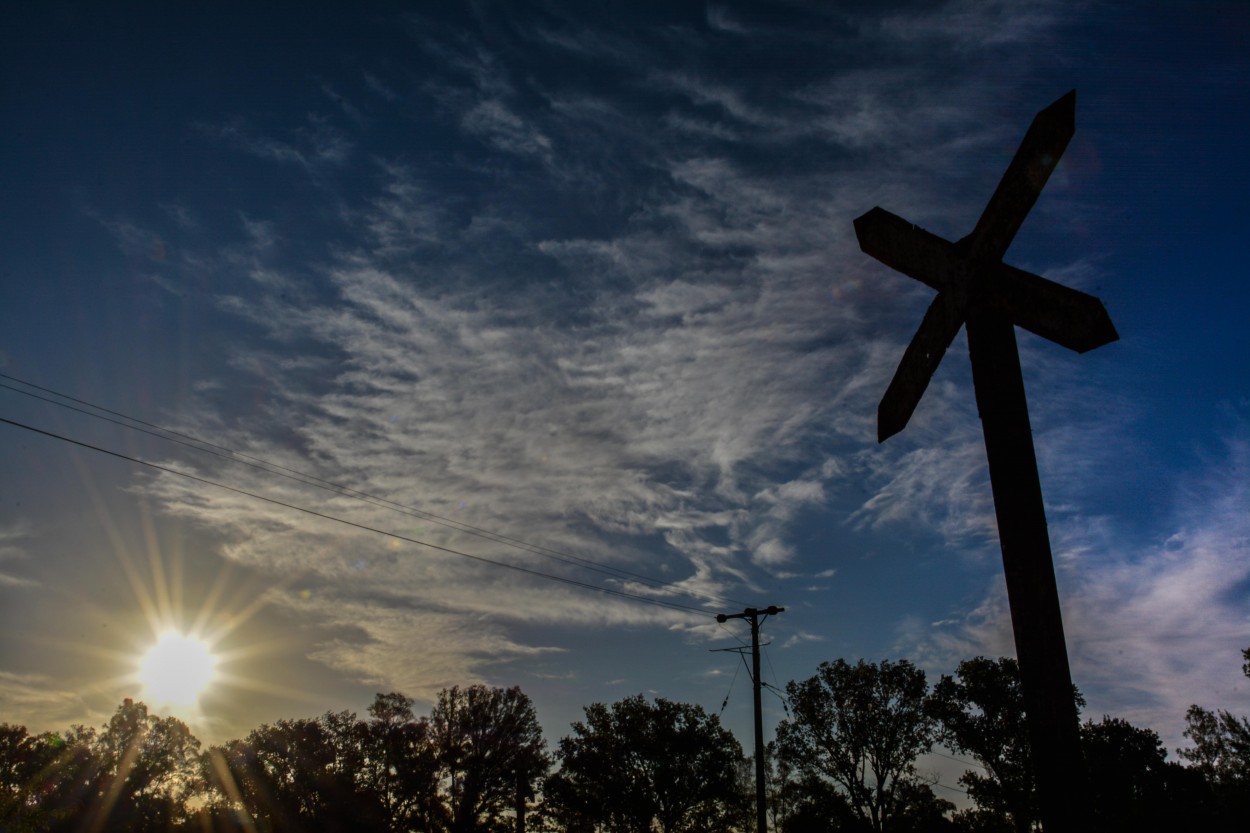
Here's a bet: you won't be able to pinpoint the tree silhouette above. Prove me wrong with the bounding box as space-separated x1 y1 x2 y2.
1081 715 1200 833
0 724 85 832
5 663 1242 833
545 694 745 833
431 684 548 833
77 699 202 832
206 711 386 831
363 692 445 833
776 659 937 833
926 657 1057 833
1177 646 1250 829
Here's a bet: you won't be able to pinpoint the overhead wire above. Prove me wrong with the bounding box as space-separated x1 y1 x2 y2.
928 749 989 772
929 781 969 796
0 373 749 609
0 414 719 618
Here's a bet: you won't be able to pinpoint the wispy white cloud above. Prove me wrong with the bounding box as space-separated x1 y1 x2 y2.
913 428 1250 750
782 630 827 649
0 523 37 589
0 670 98 734
363 71 399 101
704 5 752 36
875 0 1065 48
202 115 353 171
461 99 554 159
130 0 1113 707
89 211 171 264
322 83 367 127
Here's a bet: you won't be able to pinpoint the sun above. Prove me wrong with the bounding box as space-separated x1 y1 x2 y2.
138 631 218 706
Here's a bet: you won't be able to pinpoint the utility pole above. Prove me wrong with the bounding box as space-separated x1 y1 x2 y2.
717 605 784 833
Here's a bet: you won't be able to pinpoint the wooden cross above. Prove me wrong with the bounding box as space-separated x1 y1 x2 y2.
854 91 1116 833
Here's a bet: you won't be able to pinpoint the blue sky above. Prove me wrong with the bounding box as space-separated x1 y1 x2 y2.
1 0 1247 786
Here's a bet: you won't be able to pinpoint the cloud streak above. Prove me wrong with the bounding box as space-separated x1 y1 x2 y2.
112 0 1196 721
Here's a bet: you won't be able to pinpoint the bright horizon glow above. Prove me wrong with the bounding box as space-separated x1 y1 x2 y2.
138 631 218 706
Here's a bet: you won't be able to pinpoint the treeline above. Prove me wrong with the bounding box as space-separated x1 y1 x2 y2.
2 652 1247 833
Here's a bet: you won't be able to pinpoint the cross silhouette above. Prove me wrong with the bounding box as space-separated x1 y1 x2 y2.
854 90 1116 833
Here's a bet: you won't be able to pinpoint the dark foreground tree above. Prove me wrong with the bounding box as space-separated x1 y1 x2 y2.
79 699 203 832
432 684 549 833
776 659 938 833
931 656 1229 833
1177 646 1250 829
363 692 444 832
772 773 866 833
1081 715 1204 833
0 723 92 832
926 657 1054 833
1 700 204 832
544 694 745 833
204 709 386 831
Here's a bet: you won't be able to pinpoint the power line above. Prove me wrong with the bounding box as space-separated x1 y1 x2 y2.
929 780 969 796
0 373 748 609
928 749 989 772
0 414 719 618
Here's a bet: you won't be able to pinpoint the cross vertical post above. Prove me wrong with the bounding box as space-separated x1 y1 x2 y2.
965 310 1087 832
853 90 1116 833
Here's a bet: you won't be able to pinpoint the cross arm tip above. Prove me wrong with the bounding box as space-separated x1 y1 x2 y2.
1038 89 1076 133
852 206 888 251
876 404 907 444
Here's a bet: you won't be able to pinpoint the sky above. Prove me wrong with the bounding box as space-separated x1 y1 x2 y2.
1 0 1247 791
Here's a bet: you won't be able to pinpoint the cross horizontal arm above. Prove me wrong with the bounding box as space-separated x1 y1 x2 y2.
878 289 965 442
981 263 1119 353
853 207 956 292
855 205 1116 355
967 90 1076 263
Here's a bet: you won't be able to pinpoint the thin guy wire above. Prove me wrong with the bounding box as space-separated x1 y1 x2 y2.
716 619 751 649
719 658 742 714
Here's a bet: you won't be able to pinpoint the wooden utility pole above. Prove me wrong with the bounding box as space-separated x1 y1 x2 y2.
853 91 1116 833
717 605 784 833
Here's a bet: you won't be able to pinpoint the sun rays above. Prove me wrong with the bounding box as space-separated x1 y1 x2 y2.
47 456 331 733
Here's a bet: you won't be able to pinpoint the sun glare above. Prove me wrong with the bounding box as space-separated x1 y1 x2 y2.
138 631 218 706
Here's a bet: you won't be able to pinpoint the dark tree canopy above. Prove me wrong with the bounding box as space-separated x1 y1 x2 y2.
431 684 549 833
4 654 1248 833
1 723 91 833
81 699 203 832
1080 715 1200 833
363 692 445 833
0 700 203 833
776 658 938 833
926 657 1047 833
1176 646 1250 830
545 694 745 833
206 709 386 831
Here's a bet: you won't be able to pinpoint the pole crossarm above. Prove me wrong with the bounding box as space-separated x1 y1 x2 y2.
715 605 784 624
